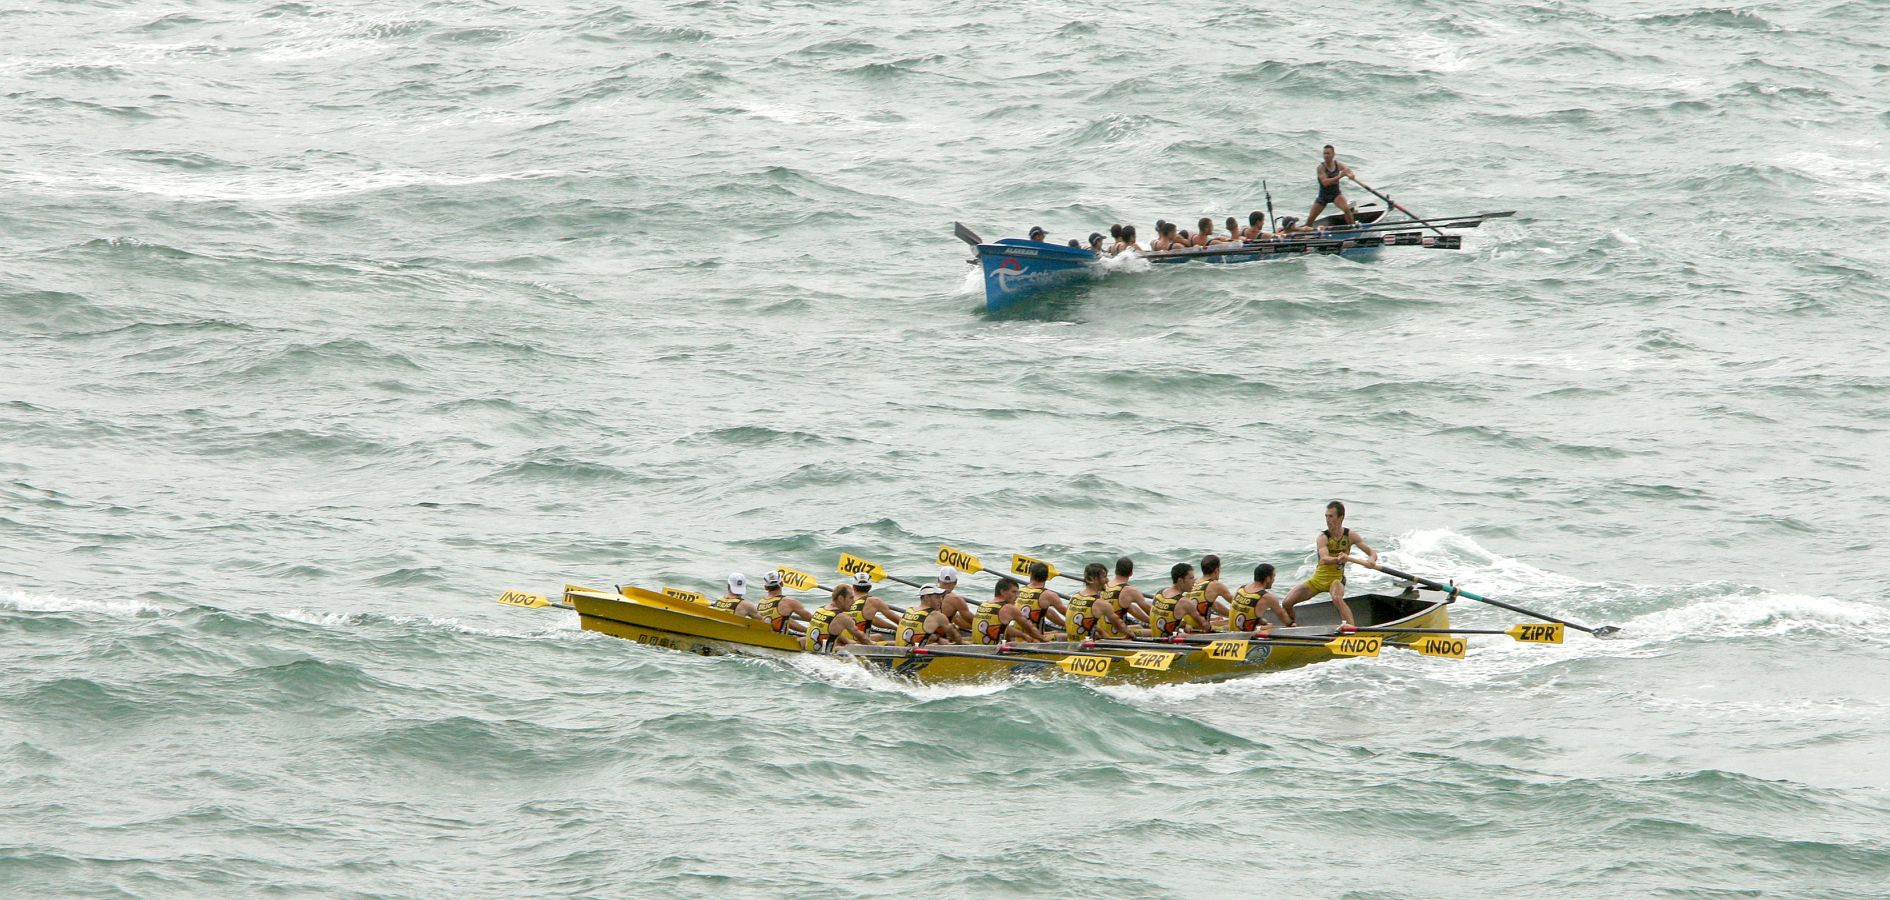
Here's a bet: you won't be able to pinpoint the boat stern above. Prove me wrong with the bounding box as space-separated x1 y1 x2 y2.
977 239 1097 312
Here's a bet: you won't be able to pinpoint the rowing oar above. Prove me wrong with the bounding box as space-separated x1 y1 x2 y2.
1371 563 1621 639
1340 175 1448 238
937 543 1086 587
1263 180 1277 233
834 553 927 590
496 589 572 610
1344 625 1569 644
902 643 1156 677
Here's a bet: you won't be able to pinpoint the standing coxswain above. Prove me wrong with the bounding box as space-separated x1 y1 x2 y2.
804 583 873 652
1303 144 1358 230
1227 563 1287 631
1016 562 1068 633
1281 501 1378 627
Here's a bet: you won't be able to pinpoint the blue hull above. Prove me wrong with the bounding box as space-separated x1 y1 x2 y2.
977 230 1391 313
977 238 1099 312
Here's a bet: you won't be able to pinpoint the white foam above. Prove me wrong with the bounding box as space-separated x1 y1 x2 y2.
0 587 171 618
780 652 1013 699
958 265 982 296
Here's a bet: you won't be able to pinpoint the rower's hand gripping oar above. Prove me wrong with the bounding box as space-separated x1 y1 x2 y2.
1373 563 1621 638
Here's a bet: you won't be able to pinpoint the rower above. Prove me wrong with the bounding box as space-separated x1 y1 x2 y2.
1028 225 1048 243
1243 210 1275 241
1303 144 1358 229
934 567 976 630
756 571 810 636
849 572 899 633
1191 217 1217 248
804 583 872 652
1191 554 1235 627
1228 563 1287 631
1104 556 1150 625
1117 224 1142 253
1213 216 1243 246
1087 232 1106 252
1016 562 1068 633
895 585 964 647
1281 500 1378 627
712 573 759 618
1147 562 1198 638
1066 562 1138 640
1150 221 1185 252
971 577 1044 644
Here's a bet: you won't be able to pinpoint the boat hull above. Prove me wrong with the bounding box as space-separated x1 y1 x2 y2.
970 209 1509 312
566 585 1451 686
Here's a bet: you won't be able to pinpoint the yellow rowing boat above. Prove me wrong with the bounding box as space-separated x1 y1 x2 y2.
502 582 1458 686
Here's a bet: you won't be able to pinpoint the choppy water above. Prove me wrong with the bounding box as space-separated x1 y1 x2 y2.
5 0 1889 895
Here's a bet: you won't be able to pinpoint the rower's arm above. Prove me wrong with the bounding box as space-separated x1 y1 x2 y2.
1318 533 1343 566
1351 532 1378 565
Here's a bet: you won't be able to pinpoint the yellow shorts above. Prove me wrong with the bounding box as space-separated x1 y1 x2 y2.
1302 570 1346 595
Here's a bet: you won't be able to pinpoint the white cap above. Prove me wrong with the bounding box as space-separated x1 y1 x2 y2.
919 585 947 598
938 566 959 584
851 572 873 589
727 573 747 597
762 571 783 589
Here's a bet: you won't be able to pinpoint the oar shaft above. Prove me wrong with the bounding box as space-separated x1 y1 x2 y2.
1374 564 1604 635
1344 177 1448 237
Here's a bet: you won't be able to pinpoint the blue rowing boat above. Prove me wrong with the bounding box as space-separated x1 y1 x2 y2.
957 209 1514 312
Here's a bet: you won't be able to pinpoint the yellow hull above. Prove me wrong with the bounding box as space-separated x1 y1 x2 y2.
566 585 1452 686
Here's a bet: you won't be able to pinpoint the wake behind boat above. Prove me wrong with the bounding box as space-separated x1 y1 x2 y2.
959 207 1514 312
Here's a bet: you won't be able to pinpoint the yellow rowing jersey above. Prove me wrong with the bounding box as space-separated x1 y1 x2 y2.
895 605 934 647
804 607 840 652
1314 530 1353 579
1066 592 1099 639
1148 590 1184 638
711 596 743 612
1229 587 1268 632
1188 581 1217 621
1017 586 1046 627
972 600 1007 644
758 596 788 633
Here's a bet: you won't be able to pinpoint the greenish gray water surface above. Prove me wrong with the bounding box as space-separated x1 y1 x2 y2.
3 0 1888 895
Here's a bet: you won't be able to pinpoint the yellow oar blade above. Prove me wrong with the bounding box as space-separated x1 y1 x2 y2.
1326 635 1383 657
1056 655 1111 677
1507 623 1565 644
1408 636 1467 659
1204 640 1251 661
937 545 983 575
835 554 887 582
1127 650 1176 671
663 587 708 604
1009 553 1059 581
775 567 819 592
497 590 551 609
